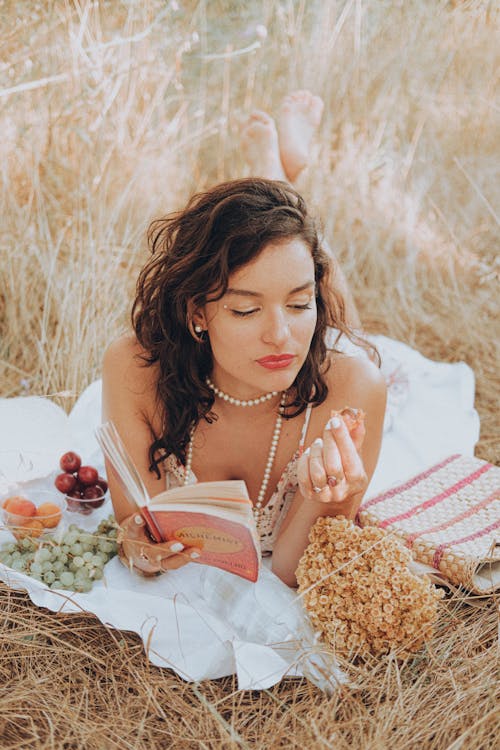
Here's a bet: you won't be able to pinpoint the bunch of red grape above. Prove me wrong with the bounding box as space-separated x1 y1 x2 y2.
55 452 108 515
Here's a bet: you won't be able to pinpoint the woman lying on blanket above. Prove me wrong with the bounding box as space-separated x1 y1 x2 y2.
103 91 387 587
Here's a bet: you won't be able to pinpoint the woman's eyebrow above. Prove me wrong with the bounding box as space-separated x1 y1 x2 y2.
225 281 315 299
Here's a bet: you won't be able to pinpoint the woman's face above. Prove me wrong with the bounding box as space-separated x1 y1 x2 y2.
197 237 317 399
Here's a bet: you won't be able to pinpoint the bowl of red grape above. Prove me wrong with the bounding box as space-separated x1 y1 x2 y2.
55 451 108 515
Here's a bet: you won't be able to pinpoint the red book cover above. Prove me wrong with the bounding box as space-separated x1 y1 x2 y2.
151 509 260 582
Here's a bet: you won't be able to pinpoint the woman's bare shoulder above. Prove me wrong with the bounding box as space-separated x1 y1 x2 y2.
327 349 385 386
104 332 144 364
103 333 159 398
325 350 386 414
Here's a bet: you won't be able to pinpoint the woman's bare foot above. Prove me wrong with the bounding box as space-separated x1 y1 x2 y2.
278 90 324 182
241 110 287 181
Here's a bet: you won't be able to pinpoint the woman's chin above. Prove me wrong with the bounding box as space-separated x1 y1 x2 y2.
256 369 300 393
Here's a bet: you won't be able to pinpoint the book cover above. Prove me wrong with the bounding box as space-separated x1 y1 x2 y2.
151 508 260 581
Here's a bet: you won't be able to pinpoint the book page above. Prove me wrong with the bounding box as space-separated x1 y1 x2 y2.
150 502 254 524
150 479 250 506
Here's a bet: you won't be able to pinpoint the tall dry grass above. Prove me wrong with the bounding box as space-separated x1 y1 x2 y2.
0 1 498 748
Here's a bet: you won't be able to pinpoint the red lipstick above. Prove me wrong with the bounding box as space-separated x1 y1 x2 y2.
256 354 295 370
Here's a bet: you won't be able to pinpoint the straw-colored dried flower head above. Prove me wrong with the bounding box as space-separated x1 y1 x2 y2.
296 516 444 658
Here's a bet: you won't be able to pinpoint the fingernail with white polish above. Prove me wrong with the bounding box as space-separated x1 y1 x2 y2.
190 551 201 559
330 417 341 429
170 542 184 553
313 437 323 446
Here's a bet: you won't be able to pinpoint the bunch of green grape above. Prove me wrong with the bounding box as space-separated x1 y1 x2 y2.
0 516 118 593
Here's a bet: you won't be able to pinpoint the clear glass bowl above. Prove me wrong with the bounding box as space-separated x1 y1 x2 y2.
64 491 108 516
1 490 65 540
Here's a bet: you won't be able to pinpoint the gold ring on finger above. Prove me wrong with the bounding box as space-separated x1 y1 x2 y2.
312 485 326 494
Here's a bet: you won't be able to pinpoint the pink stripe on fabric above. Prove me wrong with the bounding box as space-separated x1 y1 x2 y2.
432 518 500 569
406 489 499 547
379 463 492 529
360 454 459 511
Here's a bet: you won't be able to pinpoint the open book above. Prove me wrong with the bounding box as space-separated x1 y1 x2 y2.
95 422 261 582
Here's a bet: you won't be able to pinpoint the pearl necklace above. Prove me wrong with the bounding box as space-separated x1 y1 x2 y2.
184 391 287 523
205 377 278 407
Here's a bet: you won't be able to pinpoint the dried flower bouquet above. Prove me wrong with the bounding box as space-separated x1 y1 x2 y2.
296 516 444 658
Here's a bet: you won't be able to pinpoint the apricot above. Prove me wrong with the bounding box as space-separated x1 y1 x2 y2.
36 502 62 528
13 519 44 539
3 496 37 517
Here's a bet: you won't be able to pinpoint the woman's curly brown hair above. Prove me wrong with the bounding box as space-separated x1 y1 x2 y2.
131 177 378 477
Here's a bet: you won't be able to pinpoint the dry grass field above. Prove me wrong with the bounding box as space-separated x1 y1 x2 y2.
0 1 498 748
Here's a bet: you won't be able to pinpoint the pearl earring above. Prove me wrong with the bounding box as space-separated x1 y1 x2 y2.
194 325 203 334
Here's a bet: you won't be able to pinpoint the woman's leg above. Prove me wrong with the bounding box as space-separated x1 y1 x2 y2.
241 91 362 330
240 110 287 181
277 90 324 183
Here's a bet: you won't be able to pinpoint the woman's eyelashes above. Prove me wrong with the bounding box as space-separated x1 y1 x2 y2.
228 302 314 317
230 308 258 317
290 303 313 311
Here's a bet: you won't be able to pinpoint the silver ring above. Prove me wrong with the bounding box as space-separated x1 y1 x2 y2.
327 475 338 487
312 485 325 494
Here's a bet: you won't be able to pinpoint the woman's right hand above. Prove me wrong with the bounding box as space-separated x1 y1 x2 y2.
118 514 201 576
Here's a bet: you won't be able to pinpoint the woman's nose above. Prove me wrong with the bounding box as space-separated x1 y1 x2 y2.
261 309 290 346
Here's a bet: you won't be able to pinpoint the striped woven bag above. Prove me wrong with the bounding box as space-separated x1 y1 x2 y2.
358 454 500 594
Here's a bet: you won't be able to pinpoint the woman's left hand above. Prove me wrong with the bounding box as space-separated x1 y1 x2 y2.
297 408 368 504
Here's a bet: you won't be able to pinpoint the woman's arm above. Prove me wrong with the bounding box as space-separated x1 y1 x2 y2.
271 356 387 587
101 334 165 523
102 334 200 573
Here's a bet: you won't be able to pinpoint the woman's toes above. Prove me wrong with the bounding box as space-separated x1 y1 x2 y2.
241 111 286 181
277 90 324 181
